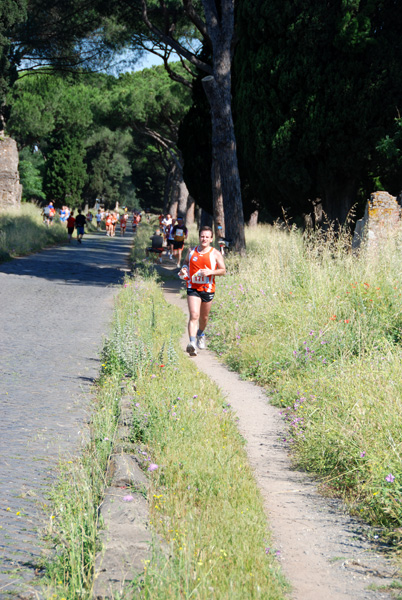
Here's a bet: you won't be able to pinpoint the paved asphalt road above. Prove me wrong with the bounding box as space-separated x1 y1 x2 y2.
0 230 133 598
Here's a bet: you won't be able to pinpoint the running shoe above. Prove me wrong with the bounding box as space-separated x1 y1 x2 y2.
186 342 197 356
197 335 206 350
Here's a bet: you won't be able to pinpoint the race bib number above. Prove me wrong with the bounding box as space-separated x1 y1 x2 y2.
192 273 208 284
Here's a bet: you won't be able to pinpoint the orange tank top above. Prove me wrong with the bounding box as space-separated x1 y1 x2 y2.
187 246 217 293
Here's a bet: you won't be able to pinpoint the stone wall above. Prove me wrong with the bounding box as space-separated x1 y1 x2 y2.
0 137 22 210
352 191 401 249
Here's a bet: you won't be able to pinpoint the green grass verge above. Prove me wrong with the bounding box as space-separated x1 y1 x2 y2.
0 203 67 261
42 376 121 599
207 223 402 544
42 271 287 599
102 276 287 599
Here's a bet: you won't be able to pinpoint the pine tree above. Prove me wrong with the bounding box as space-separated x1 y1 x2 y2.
234 0 402 223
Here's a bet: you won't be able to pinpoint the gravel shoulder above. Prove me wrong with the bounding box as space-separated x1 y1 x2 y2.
161 265 400 600
0 231 132 598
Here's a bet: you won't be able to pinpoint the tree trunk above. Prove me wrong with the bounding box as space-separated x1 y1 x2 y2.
200 209 213 228
321 178 357 225
164 164 175 212
168 165 180 217
212 150 225 237
201 0 245 253
186 195 195 226
248 209 259 227
177 177 189 216
202 74 245 252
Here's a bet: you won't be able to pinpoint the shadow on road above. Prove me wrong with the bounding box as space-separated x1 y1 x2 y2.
0 233 133 287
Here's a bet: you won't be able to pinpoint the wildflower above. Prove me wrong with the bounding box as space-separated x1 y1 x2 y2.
385 474 395 483
360 451 366 458
330 315 336 320
123 495 134 502
151 374 156 379
344 319 350 324
148 463 158 472
135 402 140 408
159 364 165 368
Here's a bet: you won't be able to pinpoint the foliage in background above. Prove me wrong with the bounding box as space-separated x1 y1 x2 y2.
0 203 66 261
44 129 87 204
18 146 46 201
207 224 402 541
6 65 191 210
233 0 402 223
0 0 27 102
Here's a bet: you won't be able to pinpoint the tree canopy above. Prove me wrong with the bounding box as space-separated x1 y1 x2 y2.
6 65 191 209
233 0 402 223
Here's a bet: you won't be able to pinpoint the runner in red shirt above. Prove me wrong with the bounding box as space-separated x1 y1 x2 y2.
120 213 128 236
179 225 226 356
66 211 75 243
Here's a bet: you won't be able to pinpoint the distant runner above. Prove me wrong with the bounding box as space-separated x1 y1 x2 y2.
96 209 103 230
171 216 188 268
66 210 75 243
75 209 87 244
179 225 226 356
120 213 128 236
105 212 113 236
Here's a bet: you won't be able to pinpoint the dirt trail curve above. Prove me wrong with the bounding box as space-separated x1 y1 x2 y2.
0 231 132 599
161 268 398 600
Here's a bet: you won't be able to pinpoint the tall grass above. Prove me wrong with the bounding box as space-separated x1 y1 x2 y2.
208 223 402 541
101 276 287 599
42 272 287 599
43 376 122 599
0 203 67 261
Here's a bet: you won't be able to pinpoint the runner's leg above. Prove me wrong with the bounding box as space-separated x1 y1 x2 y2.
199 299 213 333
187 294 202 340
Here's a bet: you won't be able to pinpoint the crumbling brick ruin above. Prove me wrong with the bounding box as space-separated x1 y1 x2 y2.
0 137 22 210
352 191 401 249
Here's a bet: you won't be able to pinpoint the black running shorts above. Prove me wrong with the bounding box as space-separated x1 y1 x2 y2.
187 289 214 303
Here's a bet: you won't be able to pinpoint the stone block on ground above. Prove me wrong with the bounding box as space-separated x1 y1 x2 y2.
93 488 152 599
108 454 148 489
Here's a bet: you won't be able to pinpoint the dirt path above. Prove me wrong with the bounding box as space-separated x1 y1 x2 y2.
0 231 132 599
161 267 398 600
